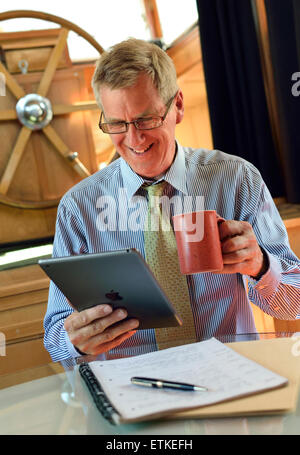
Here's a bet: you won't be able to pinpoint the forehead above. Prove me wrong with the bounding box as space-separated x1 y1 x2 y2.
99 74 164 118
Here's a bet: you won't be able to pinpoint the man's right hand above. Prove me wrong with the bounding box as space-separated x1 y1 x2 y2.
64 304 139 355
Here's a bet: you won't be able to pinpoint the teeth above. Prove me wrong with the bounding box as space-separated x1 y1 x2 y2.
132 144 152 154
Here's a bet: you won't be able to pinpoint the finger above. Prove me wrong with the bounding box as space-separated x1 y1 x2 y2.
222 248 252 264
64 304 113 332
78 318 140 354
217 251 264 276
222 233 260 263
87 330 138 356
218 220 250 241
221 234 250 254
88 317 140 348
68 308 130 346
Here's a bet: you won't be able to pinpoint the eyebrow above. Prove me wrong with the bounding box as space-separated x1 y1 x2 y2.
104 107 159 123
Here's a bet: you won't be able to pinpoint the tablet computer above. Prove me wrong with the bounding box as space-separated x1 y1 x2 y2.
39 249 182 330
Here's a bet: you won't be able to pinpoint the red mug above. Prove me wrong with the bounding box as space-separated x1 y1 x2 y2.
173 210 224 274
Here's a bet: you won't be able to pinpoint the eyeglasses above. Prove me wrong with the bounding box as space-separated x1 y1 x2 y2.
99 92 177 134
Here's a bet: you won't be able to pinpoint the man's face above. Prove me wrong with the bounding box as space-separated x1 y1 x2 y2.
99 73 184 178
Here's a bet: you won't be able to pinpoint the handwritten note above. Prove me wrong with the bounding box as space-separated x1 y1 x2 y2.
88 338 288 421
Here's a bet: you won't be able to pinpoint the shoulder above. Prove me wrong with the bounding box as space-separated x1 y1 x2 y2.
182 146 261 178
183 146 253 167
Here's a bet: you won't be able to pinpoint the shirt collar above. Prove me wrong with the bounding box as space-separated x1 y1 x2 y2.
164 142 188 195
120 158 145 199
120 141 188 199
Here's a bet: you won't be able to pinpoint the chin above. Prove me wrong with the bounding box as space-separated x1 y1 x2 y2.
135 161 170 178
134 169 157 178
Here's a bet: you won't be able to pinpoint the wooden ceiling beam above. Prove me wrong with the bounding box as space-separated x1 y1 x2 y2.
143 0 163 39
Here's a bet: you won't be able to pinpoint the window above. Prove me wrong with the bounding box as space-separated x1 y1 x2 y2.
0 1 199 59
156 0 198 45
0 1 150 61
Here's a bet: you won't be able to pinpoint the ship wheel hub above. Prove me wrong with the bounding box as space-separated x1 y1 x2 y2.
16 93 53 130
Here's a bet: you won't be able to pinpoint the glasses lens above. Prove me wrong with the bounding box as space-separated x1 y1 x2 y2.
135 117 163 130
101 122 127 133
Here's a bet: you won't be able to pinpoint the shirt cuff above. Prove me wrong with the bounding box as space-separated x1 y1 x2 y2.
65 330 82 358
246 249 282 298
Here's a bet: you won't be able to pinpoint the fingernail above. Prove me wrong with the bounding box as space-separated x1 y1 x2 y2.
130 319 139 328
103 305 112 314
117 309 127 317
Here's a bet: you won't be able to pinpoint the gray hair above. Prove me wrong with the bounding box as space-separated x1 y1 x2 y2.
92 38 178 108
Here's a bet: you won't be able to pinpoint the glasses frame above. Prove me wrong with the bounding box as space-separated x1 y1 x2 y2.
99 92 177 134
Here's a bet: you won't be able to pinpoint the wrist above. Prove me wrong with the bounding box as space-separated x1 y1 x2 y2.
251 247 269 281
75 347 87 355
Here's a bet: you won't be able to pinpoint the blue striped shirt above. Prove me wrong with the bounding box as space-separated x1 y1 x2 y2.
44 143 300 361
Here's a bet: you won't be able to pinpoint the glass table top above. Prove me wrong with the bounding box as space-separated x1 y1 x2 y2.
0 332 299 436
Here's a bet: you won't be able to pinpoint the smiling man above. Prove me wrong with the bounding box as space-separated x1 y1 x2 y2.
44 38 300 361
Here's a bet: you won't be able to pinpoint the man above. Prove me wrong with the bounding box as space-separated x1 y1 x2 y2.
44 38 300 361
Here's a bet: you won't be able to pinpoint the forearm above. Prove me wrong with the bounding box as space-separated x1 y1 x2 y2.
43 283 81 361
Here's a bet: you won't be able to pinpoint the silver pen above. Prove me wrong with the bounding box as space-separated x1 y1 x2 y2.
131 376 208 392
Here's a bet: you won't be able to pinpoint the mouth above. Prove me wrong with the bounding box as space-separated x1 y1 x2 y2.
129 143 154 155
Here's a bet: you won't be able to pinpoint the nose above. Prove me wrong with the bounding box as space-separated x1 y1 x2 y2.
125 123 146 149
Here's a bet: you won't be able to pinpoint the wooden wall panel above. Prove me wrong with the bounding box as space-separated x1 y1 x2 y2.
0 265 51 376
0 338 52 376
284 219 300 259
168 26 213 150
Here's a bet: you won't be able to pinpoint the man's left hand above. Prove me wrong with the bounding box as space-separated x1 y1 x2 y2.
217 220 268 279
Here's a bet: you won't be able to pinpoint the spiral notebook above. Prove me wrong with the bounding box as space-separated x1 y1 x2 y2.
79 338 292 425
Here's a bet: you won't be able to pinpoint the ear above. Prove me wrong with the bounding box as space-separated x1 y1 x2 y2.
175 89 184 124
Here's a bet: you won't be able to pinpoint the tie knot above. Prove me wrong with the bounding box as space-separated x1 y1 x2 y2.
144 181 167 198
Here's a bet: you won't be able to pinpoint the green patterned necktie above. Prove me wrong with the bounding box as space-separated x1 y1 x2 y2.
144 181 197 350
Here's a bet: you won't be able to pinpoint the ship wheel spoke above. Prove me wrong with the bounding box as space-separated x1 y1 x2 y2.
52 101 99 115
0 109 17 120
42 124 90 178
37 28 69 97
0 61 25 99
0 126 32 194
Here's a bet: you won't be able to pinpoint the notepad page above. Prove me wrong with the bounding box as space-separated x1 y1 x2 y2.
88 338 288 421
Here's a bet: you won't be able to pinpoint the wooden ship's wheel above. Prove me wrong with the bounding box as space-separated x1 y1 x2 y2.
0 10 105 245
